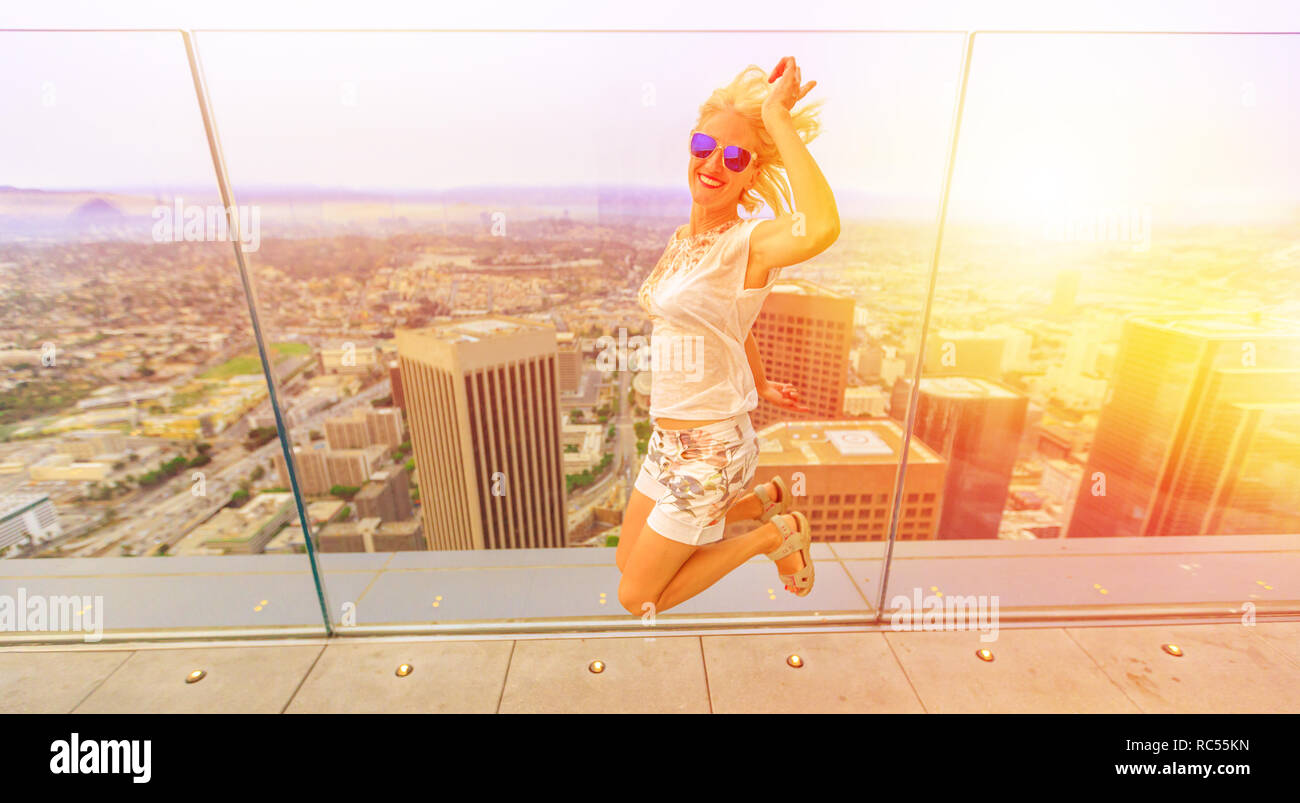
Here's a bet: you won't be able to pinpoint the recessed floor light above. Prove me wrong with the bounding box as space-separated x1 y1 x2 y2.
786 654 804 668
976 649 994 662
588 660 605 674
186 670 206 683
396 664 414 677
1161 644 1183 657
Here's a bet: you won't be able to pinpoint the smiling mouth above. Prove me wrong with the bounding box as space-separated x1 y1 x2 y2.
698 172 724 189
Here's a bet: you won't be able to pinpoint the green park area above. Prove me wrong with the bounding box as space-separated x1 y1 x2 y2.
201 342 310 379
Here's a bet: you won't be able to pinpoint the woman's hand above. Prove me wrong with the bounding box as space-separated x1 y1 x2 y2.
758 380 811 413
762 56 816 121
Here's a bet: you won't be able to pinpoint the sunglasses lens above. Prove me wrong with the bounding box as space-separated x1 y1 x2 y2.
723 146 751 172
690 133 716 159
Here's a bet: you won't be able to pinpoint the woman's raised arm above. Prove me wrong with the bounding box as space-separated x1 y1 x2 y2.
746 56 840 287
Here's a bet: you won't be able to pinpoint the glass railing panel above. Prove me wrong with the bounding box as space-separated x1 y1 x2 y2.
0 31 328 641
881 32 1300 624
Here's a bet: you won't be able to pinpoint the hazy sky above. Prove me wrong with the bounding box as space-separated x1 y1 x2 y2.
3 0 1299 33
1 28 1297 222
0 31 964 202
950 33 1300 222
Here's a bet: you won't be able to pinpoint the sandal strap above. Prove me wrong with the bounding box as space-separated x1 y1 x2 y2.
766 514 807 561
771 476 788 507
765 513 793 558
781 565 814 585
756 477 788 522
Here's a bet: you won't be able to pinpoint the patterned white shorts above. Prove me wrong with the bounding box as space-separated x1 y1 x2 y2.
634 413 759 546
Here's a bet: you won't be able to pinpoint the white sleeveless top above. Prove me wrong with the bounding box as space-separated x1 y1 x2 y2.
636 217 782 420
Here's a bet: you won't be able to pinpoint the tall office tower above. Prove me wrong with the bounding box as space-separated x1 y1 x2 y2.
397 317 566 550
353 466 415 523
921 330 1006 380
749 419 946 542
1209 402 1300 535
1050 269 1081 317
389 361 406 411
1069 315 1300 538
907 376 1029 540
1158 368 1300 535
555 331 583 395
749 280 855 430
324 408 404 450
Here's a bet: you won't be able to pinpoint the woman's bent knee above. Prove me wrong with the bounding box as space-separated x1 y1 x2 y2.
617 581 655 616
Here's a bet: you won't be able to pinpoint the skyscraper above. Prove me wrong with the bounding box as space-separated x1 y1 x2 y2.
1069 315 1300 538
556 331 583 395
1153 366 1299 535
907 376 1029 540
0 494 61 550
389 360 406 410
749 279 854 429
1208 401 1300 535
748 419 946 542
274 445 388 495
353 466 415 523
324 407 404 450
396 316 567 550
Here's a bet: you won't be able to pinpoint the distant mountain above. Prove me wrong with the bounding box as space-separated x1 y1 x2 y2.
68 197 127 221
0 184 942 243
0 188 152 241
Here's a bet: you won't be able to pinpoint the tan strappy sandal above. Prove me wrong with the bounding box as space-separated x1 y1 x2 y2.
766 511 814 597
754 475 791 523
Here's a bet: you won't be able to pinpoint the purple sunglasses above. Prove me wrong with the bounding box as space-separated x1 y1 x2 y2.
690 132 755 172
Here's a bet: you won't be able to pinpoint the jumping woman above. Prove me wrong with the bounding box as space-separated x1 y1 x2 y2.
616 56 840 617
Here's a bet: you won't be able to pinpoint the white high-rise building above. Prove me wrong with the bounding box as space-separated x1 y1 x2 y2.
0 494 62 551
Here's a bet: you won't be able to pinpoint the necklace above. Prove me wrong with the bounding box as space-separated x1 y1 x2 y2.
639 219 744 314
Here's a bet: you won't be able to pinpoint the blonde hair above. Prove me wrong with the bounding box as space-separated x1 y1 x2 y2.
696 64 824 217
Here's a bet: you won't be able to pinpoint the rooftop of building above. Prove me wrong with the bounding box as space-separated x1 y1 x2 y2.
1134 313 1300 338
0 494 53 518
755 418 944 466
404 315 552 344
919 375 1021 399
326 406 400 421
769 278 850 298
930 329 1013 341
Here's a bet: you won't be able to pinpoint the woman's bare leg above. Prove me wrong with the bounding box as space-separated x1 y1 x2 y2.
618 513 806 616
723 477 784 524
616 488 657 572
654 513 805 612
617 523 697 616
